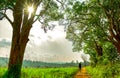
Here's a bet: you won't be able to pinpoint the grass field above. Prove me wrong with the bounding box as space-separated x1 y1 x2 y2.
0 67 78 78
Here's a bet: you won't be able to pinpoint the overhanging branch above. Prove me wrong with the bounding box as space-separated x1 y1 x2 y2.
0 12 13 26
33 0 51 23
5 14 13 25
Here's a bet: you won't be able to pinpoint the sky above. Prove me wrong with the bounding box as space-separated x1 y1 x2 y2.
0 10 90 63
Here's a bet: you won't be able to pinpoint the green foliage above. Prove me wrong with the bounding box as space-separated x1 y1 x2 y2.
41 0 64 22
90 42 120 66
86 63 120 78
0 0 15 19
103 42 120 63
0 67 78 78
65 0 108 53
65 0 120 66
0 67 6 77
0 0 15 9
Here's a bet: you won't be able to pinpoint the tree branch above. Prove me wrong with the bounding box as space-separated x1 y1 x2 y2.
97 0 111 19
4 14 13 25
56 0 64 8
0 12 13 26
33 0 51 23
56 0 63 5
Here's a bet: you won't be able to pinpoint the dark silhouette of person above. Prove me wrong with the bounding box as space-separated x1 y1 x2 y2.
79 63 81 70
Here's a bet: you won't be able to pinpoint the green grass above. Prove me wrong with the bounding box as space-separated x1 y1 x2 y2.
86 64 120 78
0 67 6 77
0 67 78 78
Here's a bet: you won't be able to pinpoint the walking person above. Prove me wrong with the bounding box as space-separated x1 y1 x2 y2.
79 63 81 71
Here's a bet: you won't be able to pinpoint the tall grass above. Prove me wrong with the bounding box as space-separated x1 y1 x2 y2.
0 67 78 78
86 63 120 78
0 67 6 77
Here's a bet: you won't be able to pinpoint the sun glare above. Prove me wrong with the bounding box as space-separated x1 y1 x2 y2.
28 6 34 13
27 5 34 18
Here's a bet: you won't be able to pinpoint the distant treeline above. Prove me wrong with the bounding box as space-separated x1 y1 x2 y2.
0 57 89 68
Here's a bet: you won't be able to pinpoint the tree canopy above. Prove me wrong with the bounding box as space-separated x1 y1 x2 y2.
65 0 120 64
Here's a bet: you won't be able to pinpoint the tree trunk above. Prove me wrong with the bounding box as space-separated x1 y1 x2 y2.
4 25 30 78
2 0 40 77
3 30 32 78
113 43 120 55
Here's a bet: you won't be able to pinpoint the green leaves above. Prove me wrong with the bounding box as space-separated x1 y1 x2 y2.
0 0 15 10
65 0 106 52
0 0 15 20
65 0 120 65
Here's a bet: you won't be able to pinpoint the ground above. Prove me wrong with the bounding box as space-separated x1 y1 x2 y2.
74 67 91 78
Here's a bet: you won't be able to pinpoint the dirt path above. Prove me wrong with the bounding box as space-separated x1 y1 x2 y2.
74 67 91 78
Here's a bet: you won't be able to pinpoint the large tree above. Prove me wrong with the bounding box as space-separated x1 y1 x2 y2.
0 0 63 78
65 0 120 54
64 0 120 65
64 0 106 58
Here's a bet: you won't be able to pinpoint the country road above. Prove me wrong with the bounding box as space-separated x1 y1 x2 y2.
74 67 91 78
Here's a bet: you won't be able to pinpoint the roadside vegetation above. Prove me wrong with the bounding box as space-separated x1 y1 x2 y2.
86 63 120 78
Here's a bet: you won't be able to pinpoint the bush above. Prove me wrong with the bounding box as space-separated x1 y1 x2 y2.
86 63 120 78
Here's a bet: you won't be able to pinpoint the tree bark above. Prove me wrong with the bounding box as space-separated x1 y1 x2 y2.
112 42 120 55
5 27 30 78
108 25 120 55
4 13 32 78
